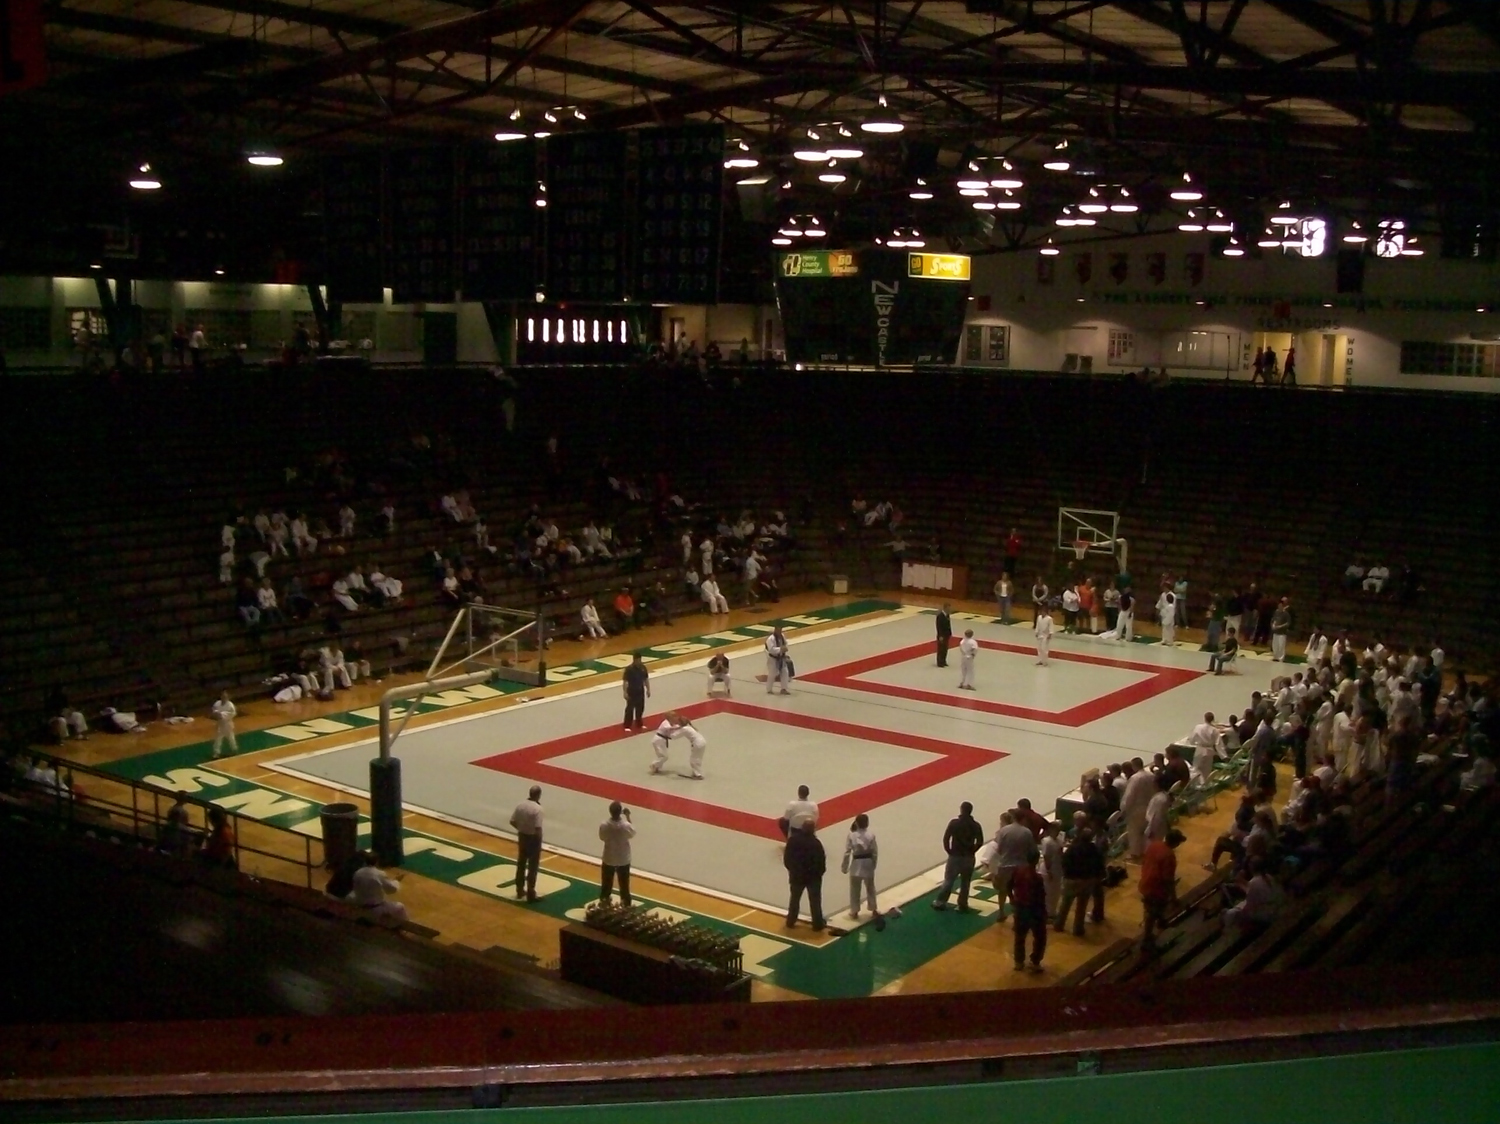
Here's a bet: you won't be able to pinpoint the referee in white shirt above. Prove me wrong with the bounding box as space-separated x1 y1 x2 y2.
509 786 544 902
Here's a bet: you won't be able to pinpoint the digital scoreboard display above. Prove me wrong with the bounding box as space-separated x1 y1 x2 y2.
634 124 724 303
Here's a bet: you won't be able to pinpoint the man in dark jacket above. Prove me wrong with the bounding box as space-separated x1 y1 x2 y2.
934 603 953 667
784 823 826 930
1054 827 1106 937
932 801 985 912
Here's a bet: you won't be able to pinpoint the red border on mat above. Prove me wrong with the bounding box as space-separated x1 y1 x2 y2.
799 639 1202 727
469 698 1006 840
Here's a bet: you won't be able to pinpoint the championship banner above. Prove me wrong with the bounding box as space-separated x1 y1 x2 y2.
1 0 47 96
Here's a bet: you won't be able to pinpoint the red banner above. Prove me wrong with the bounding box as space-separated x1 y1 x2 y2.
1 0 47 96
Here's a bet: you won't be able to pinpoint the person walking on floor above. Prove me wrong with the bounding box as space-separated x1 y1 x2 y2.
622 652 650 731
210 691 237 758
1034 606 1054 665
1010 856 1048 973
932 801 985 912
784 822 826 931
598 801 635 906
509 785 544 902
934 603 953 667
957 629 979 690
843 813 883 928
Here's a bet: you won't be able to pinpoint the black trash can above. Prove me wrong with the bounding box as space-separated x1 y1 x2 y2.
320 802 360 871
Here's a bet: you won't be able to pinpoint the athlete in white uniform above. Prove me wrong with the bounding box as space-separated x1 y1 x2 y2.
765 627 791 694
1034 609 1054 665
957 629 979 690
649 713 683 775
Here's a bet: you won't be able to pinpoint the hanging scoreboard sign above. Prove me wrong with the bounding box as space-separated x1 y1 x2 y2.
634 125 724 304
545 133 626 301
388 147 456 303
775 249 969 366
461 140 539 301
322 152 384 303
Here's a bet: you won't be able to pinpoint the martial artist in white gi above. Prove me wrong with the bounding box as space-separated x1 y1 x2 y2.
649 713 684 775
320 645 353 691
1033 609 1054 665
1157 590 1176 646
765 626 791 694
1120 762 1156 860
580 598 606 639
211 691 238 758
678 718 707 779
957 629 979 690
701 577 729 615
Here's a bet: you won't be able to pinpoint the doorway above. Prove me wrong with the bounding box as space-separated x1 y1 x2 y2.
1310 332 1348 387
1253 331 1292 383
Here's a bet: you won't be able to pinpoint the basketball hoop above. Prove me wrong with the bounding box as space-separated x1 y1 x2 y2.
1071 540 1090 561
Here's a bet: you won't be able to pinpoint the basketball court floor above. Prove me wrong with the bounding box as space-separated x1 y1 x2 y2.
268 605 1278 922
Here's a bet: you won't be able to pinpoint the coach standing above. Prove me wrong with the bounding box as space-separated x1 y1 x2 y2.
935 603 953 667
622 652 650 731
509 785 544 902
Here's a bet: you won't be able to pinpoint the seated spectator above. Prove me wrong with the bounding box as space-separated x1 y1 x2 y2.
331 577 360 612
1206 792 1258 871
24 755 68 795
284 575 314 621
199 805 237 869
235 578 262 628
290 513 318 555
268 512 290 557
218 547 236 586
338 503 356 539
320 644 354 691
347 851 409 926
474 519 496 555
1222 856 1284 929
1209 627 1240 674
612 588 636 632
457 565 485 604
1363 563 1390 594
701 575 729 615
158 792 196 856
252 510 271 543
257 577 285 624
439 565 461 607
368 565 403 604
1461 747 1496 792
1343 560 1365 589
640 580 674 627
580 597 606 639
378 502 395 534
1162 745 1191 790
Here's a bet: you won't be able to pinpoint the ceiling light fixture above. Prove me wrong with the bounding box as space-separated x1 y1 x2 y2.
129 163 161 190
794 148 829 162
723 155 759 168
1206 210 1233 232
1109 188 1138 213
1170 172 1202 201
1343 222 1368 243
246 153 283 167
825 145 863 160
1257 227 1281 248
959 188 988 197
1178 209 1204 233
861 93 904 133
1223 239 1244 257
818 170 847 184
1079 189 1107 214
772 236 793 245
973 200 996 210
737 174 771 185
1039 238 1060 256
494 131 527 142
957 178 989 190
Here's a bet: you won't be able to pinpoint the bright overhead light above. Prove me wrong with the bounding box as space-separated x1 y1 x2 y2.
909 189 934 200
737 175 771 185
1178 209 1204 232
1206 211 1233 232
1257 228 1281 247
1110 201 1138 213
794 148 829 162
1073 216 1096 226
995 198 1021 210
957 178 989 190
246 154 283 167
544 110 558 123
1078 202 1107 214
778 224 803 237
959 188 987 197
1223 239 1244 257
1039 238 1060 256
494 131 527 142
772 236 792 245
129 162 161 190
990 177 1024 189
533 130 551 139
973 200 996 210
1400 237 1423 256
723 156 759 168
860 94 903 133
826 146 863 160
803 225 827 237
509 107 522 121
1342 227 1368 243
807 128 821 141
1170 172 1202 201
1270 213 1299 225
573 108 587 121
818 171 846 184
1043 158 1071 172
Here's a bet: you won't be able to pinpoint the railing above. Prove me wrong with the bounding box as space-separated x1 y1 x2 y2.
8 750 323 889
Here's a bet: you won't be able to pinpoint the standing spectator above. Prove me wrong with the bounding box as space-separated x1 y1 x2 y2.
200 805 236 868
990 811 1039 917
1010 856 1048 973
189 323 207 374
349 851 408 926
1038 820 1063 921
509 785 544 902
598 801 635 906
1121 756 1155 860
932 801 984 912
1156 589 1176 646
783 823 826 931
1030 575 1049 615
778 784 819 838
765 625 791 694
1116 586 1135 643
1173 574 1189 628
1271 598 1293 662
934 603 953 666
1103 579 1121 633
1003 528 1022 577
842 813 882 926
210 691 237 758
994 574 1013 624
1061 584 1081 633
1053 827 1105 937
1140 828 1186 950
1145 774 1173 843
622 653 649 731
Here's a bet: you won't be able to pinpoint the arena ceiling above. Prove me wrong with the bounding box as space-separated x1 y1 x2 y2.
6 1 1500 251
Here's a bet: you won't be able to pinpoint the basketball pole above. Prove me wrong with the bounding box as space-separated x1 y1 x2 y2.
371 668 496 866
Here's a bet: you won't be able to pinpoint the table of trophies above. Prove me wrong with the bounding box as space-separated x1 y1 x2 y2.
558 903 752 1005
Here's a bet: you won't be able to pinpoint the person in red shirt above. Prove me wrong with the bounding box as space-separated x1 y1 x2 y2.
1009 860 1048 973
1003 529 1022 578
1011 798 1049 839
1139 828 1185 950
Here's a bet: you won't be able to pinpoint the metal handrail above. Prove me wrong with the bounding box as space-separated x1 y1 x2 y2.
9 749 321 888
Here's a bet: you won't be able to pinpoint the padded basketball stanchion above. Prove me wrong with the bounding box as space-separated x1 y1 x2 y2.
370 757 403 867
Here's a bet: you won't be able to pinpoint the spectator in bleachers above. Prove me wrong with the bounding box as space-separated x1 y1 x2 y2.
1223 855 1285 930
612 588 636 632
284 575 314 621
378 501 396 535
268 511 290 558
1363 563 1390 593
234 578 262 628
580 598 606 639
24 755 67 795
319 644 353 691
368 565 403 605
349 851 409 926
439 566 461 608
457 565 485 605
1343 560 1365 589
290 513 317 555
338 503 356 539
218 547 235 586
331 576 360 613
199 805 236 868
640 580 674 626
701 575 729 616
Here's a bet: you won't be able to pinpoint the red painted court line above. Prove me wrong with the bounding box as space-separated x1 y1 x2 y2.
801 639 1202 728
470 698 1006 840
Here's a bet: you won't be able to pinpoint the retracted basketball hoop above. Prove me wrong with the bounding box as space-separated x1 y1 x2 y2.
1071 540 1090 561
